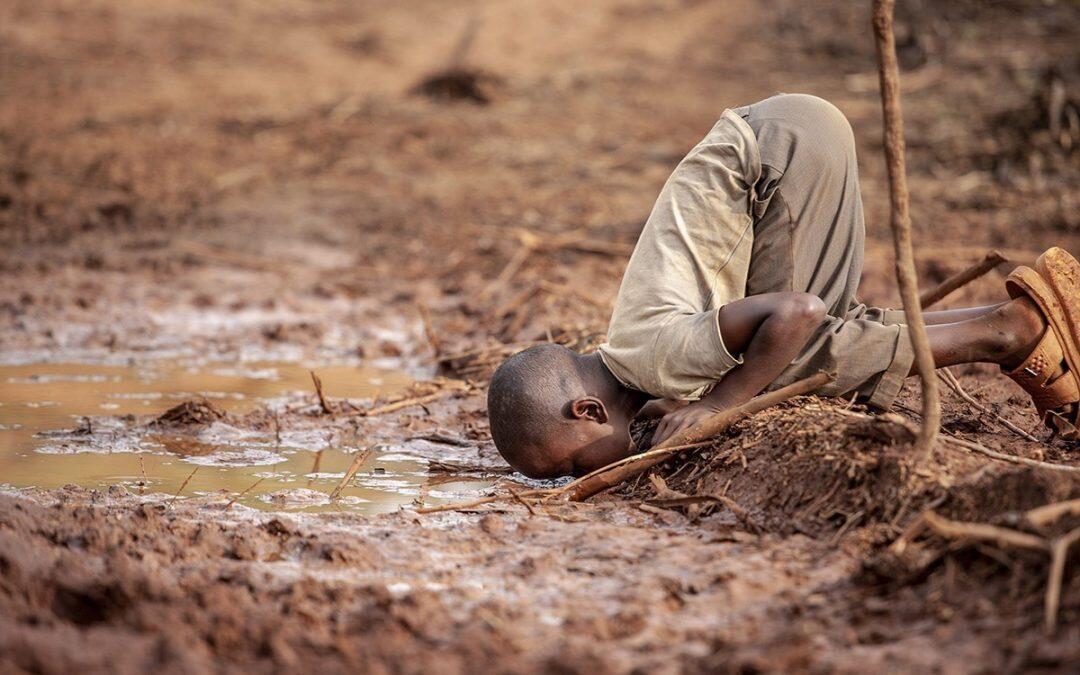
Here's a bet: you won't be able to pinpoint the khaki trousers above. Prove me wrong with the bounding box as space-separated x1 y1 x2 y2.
733 94 913 407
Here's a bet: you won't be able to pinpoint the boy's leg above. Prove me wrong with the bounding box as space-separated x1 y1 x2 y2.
734 93 916 406
735 94 1052 408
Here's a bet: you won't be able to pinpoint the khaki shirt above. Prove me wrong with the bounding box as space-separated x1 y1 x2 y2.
597 110 761 400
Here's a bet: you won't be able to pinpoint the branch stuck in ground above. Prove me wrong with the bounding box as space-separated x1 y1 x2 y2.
330 447 373 500
310 370 332 414
873 0 941 461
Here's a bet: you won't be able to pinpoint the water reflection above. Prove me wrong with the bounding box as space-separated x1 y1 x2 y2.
0 361 494 513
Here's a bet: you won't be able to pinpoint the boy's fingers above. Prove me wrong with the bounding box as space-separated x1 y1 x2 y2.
654 417 672 444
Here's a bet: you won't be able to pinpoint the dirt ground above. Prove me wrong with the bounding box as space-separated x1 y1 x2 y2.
2 0 1080 672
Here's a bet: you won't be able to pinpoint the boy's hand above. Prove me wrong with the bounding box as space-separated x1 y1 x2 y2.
652 402 721 445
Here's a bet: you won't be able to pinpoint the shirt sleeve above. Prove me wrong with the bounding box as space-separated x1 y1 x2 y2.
648 308 744 400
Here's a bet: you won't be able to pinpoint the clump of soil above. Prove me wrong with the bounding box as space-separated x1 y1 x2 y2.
413 68 502 105
627 398 1076 538
151 399 227 428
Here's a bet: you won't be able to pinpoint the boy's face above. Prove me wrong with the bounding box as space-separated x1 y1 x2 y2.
544 403 636 477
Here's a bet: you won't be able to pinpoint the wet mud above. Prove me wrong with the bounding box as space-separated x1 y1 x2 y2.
3 0 1080 672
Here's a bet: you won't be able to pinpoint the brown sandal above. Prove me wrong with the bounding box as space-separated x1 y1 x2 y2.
1005 257 1080 439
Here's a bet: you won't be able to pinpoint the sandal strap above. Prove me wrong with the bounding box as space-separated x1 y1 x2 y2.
1004 328 1079 414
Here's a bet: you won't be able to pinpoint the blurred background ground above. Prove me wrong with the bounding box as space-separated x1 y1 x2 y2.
2 0 1077 362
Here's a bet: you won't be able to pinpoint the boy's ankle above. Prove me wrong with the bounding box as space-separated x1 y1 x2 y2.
998 297 1047 370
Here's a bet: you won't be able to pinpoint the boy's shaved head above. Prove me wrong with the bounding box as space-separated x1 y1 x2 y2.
487 344 581 477
487 344 644 479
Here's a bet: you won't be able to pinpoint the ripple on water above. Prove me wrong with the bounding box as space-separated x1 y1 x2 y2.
258 488 369 509
183 448 288 467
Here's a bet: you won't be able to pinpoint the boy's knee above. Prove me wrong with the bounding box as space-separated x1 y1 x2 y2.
761 94 856 172
780 293 827 328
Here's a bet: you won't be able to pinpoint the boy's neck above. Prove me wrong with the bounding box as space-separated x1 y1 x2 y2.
577 352 650 414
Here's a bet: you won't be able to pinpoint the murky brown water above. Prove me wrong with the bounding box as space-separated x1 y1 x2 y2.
0 361 492 513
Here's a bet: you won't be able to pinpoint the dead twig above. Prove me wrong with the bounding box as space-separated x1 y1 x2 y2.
943 434 1080 475
873 0 940 461
1045 526 1080 633
919 510 1049 551
417 301 443 356
356 387 466 417
307 448 325 487
137 455 148 494
891 510 1045 554
507 487 537 516
482 232 539 300
895 509 1079 633
330 447 373 500
537 280 611 310
1027 498 1080 529
427 459 514 474
832 407 1080 474
415 488 551 514
174 239 281 272
168 467 199 508
938 368 1041 442
225 477 265 509
310 370 333 414
920 250 1009 308
410 432 472 447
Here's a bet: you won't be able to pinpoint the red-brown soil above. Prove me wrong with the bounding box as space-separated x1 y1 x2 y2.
2 0 1080 672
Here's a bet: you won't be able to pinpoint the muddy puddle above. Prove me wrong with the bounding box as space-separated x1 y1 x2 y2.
0 361 494 513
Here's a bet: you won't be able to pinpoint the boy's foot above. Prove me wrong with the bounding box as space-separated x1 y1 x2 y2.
1004 248 1080 439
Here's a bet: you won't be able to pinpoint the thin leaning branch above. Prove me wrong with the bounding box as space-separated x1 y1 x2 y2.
873 0 941 461
937 368 1041 443
560 372 832 502
920 250 1009 309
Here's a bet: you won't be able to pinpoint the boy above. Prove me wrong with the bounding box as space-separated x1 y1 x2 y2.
487 94 1080 479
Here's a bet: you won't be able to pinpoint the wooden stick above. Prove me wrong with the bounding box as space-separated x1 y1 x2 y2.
507 487 537 516
937 368 1041 442
357 387 465 417
330 447 372 500
942 434 1080 474
1045 526 1080 633
138 455 148 495
920 250 1008 309
921 511 1049 552
832 406 1080 474
417 301 443 356
563 373 832 502
174 239 281 272
537 280 611 310
415 488 551 514
873 0 940 462
1027 498 1080 529
168 467 199 508
310 370 332 414
482 243 534 300
225 477 265 509
545 440 737 502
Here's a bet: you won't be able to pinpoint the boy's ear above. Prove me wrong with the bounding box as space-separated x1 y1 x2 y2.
570 396 609 424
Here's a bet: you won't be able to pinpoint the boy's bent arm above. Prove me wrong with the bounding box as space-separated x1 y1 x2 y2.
652 293 826 444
